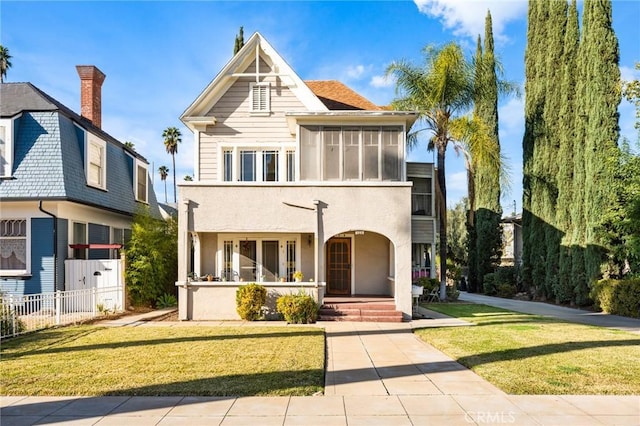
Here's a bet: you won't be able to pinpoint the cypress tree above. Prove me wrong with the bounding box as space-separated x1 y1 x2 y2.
541 0 567 300
233 26 245 55
556 0 579 303
580 0 621 300
474 11 503 290
467 35 481 293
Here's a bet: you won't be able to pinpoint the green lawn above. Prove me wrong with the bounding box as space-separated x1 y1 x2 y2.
417 303 640 395
0 325 324 397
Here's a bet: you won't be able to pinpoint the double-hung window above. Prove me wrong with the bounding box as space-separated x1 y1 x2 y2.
240 150 256 181
135 161 148 203
87 135 107 189
263 151 278 182
0 219 28 274
222 146 294 182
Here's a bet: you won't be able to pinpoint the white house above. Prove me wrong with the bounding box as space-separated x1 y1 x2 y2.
175 33 436 321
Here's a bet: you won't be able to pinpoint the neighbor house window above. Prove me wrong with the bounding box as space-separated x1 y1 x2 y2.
136 162 148 203
72 222 87 259
240 150 256 181
0 119 14 178
250 82 270 113
410 177 432 216
0 219 28 274
87 136 107 189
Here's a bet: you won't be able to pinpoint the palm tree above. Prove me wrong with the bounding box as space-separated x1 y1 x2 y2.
158 165 169 203
0 45 12 83
162 127 182 203
387 42 506 300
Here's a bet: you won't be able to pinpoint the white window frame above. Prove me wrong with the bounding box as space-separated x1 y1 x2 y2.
249 82 271 115
216 234 301 282
218 144 296 183
0 218 30 276
0 117 16 178
134 160 149 203
86 134 107 190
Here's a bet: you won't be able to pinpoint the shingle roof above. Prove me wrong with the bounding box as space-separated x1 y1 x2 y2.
304 80 383 111
1 83 146 163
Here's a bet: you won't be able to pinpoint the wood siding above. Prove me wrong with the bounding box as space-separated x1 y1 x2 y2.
411 217 435 243
199 57 307 181
407 162 433 178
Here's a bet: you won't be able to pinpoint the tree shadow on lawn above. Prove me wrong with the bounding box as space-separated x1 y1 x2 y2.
1 328 324 359
456 338 640 368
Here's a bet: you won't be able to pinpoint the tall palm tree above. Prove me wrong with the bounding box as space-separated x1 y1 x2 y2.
0 45 12 83
158 165 169 203
387 42 505 300
162 127 182 203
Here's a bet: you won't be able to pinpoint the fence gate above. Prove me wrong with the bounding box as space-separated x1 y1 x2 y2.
64 259 124 311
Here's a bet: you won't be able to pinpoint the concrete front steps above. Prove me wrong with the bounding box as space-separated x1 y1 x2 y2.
319 298 403 322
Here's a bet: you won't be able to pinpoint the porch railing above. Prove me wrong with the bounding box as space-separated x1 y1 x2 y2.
1 285 123 339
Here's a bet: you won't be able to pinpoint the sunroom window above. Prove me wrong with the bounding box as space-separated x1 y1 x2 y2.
221 146 293 182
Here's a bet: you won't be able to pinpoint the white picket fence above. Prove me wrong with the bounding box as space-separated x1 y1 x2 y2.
1 285 124 338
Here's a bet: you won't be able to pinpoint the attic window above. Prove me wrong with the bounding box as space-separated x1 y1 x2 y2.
86 135 107 190
0 119 14 178
135 161 148 203
250 82 270 114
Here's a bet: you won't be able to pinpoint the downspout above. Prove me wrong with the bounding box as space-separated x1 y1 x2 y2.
38 201 58 291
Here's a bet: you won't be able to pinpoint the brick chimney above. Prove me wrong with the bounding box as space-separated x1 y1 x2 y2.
76 65 106 128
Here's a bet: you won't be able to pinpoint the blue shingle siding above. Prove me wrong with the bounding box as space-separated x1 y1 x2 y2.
56 218 68 291
0 112 67 198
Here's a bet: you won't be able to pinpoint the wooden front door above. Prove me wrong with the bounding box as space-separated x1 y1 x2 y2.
326 238 351 295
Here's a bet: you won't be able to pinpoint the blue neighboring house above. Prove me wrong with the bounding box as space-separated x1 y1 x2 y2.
0 65 160 296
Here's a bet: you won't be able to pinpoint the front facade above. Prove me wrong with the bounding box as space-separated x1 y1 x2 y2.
176 33 436 320
0 66 160 296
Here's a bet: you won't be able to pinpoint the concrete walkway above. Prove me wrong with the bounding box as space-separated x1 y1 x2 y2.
2 307 639 425
458 292 640 334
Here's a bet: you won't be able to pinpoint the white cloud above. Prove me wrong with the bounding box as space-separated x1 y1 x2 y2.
620 65 640 82
346 64 367 79
413 0 527 42
370 74 394 88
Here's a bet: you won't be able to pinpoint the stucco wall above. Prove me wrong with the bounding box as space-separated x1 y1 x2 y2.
177 183 414 318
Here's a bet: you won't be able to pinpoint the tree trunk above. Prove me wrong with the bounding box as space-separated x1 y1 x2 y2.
437 146 448 301
164 180 168 204
172 154 177 203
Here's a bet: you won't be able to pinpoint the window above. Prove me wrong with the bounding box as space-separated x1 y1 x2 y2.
240 150 256 181
250 82 270 113
262 151 278 182
286 150 295 182
0 119 14 178
410 177 432 215
299 126 402 181
223 150 233 182
217 235 300 282
87 136 106 189
72 222 87 259
0 219 28 274
136 162 148 203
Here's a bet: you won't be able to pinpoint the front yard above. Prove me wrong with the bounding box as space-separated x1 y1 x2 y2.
0 325 324 396
416 303 640 395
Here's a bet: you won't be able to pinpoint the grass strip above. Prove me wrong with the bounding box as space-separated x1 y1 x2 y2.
0 325 324 396
416 303 640 394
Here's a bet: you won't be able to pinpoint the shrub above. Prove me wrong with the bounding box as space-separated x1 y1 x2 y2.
156 293 178 308
590 278 640 318
1 294 25 337
416 277 439 292
494 266 517 286
236 283 267 321
446 284 460 301
276 292 318 324
496 283 517 299
483 272 497 295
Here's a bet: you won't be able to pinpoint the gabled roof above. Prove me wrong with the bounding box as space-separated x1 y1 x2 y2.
181 32 328 129
304 80 383 111
0 83 147 163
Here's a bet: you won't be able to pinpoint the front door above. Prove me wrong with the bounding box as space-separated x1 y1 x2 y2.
326 238 351 295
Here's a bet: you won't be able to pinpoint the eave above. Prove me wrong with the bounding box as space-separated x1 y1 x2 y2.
284 111 419 134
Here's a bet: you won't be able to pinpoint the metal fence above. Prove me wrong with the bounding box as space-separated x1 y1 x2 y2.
0 285 123 339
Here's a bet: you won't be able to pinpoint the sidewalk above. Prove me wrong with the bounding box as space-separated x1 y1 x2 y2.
458 292 640 334
2 307 639 425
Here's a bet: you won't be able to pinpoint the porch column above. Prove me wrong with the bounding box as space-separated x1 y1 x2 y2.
192 232 201 277
430 243 436 279
177 198 192 321
313 200 325 285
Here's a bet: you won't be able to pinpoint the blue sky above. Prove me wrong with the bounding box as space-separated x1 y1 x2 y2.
2 0 638 214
